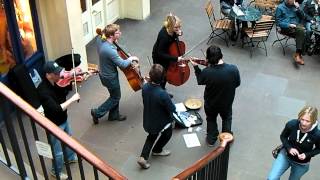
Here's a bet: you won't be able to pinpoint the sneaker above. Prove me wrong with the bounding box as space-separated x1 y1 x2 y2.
152 149 171 156
50 171 68 180
137 157 150 169
108 114 127 121
91 109 99 124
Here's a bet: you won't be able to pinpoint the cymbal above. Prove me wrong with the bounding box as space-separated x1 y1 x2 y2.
184 98 202 110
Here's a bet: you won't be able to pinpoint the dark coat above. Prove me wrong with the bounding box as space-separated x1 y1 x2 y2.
142 83 176 134
152 27 178 70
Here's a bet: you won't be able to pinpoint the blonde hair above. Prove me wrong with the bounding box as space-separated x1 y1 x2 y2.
163 13 181 34
298 106 318 124
96 24 120 40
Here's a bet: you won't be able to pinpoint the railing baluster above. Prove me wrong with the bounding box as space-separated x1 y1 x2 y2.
2 98 28 179
77 156 86 180
172 133 233 180
46 131 60 180
62 143 72 180
93 167 99 180
16 109 38 180
30 120 49 179
0 124 12 167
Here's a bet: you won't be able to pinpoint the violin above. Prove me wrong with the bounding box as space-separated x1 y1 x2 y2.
56 64 99 87
113 42 144 91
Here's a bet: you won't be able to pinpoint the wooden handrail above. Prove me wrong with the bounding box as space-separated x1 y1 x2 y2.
172 133 233 180
0 82 127 180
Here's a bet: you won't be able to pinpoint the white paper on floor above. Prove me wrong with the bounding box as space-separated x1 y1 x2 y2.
183 133 201 148
175 103 187 112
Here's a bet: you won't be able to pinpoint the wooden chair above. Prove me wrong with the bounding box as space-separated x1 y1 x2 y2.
242 20 275 57
249 0 280 16
205 0 233 46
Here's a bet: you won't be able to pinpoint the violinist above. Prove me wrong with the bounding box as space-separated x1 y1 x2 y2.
190 45 240 146
152 13 185 97
37 61 79 179
90 24 139 124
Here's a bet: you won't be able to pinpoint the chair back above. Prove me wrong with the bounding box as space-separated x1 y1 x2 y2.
253 20 275 38
205 0 216 21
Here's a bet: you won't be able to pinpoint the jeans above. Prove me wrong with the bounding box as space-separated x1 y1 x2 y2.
305 22 313 47
205 106 232 143
95 75 121 119
267 149 310 180
50 121 76 175
140 126 172 160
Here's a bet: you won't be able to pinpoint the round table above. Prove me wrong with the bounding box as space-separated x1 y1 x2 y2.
229 6 262 22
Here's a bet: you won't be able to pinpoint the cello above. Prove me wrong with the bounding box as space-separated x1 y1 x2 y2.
166 39 208 86
113 42 144 91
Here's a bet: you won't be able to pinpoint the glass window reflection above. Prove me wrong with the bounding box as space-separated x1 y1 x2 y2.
0 3 16 75
14 0 37 60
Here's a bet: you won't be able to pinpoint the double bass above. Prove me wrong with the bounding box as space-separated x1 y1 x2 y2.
113 42 144 91
166 39 207 86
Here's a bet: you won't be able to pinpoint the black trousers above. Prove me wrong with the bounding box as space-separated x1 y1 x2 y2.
140 126 172 160
205 106 232 143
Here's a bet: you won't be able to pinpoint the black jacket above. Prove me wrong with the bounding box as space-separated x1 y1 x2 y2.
142 83 176 134
281 119 320 163
152 27 179 70
37 79 69 126
194 63 240 109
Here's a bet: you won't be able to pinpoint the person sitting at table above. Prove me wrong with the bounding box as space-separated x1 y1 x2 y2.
302 0 320 54
275 0 307 65
220 0 243 15
220 0 248 40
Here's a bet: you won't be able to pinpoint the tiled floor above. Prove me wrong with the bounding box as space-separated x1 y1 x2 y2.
63 0 320 179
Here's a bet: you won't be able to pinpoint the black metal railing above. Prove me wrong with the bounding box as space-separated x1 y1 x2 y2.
172 133 233 180
0 82 127 180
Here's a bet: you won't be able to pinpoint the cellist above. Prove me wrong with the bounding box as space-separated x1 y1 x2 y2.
152 13 186 98
91 24 139 124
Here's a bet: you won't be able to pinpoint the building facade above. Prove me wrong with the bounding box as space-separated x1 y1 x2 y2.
0 0 150 82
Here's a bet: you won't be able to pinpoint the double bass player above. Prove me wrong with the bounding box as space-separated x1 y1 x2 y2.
91 24 139 124
152 13 187 98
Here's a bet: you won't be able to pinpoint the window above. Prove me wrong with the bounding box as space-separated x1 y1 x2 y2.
0 3 16 75
14 0 38 60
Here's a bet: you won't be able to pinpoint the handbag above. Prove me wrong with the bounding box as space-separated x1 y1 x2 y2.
272 144 283 159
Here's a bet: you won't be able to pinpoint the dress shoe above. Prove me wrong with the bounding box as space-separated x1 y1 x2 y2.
206 136 217 147
293 53 304 65
297 55 304 65
294 53 305 65
90 109 99 124
108 114 127 121
168 93 173 98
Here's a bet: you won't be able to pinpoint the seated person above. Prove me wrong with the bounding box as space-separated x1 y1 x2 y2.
220 0 246 40
220 0 243 15
303 0 320 54
275 0 306 65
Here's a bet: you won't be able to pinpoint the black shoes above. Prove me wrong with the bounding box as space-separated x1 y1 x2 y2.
206 137 217 147
108 115 127 121
168 93 173 98
91 109 99 124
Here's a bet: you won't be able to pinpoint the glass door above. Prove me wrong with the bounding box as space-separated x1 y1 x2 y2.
81 0 105 44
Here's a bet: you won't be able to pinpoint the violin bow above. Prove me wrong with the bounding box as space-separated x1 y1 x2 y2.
71 48 78 94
